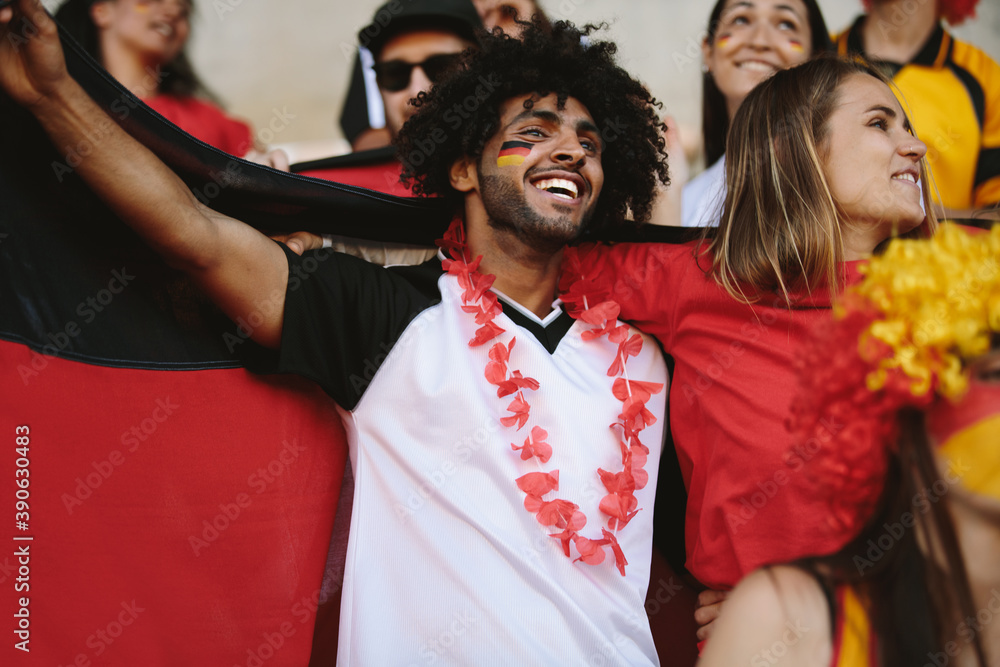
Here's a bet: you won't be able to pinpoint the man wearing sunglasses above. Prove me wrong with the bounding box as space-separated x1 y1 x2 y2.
357 0 481 145
301 0 481 191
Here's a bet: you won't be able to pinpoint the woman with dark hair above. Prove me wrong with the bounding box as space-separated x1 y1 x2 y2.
664 0 833 227
54 0 286 167
699 223 1000 666
572 54 936 639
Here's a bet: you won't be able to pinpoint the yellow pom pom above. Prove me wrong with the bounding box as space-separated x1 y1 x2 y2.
846 225 1000 402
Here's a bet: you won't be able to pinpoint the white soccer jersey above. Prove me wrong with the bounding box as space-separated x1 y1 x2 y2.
253 245 669 666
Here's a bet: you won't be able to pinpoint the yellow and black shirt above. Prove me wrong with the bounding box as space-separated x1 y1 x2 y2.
829 586 878 667
836 18 1000 210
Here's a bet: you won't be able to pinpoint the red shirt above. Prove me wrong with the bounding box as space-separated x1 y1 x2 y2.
146 94 254 157
575 240 864 589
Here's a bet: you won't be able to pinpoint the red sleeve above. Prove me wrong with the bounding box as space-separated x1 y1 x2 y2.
571 241 691 350
145 95 255 157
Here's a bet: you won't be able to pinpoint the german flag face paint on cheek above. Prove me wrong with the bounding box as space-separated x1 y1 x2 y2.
788 40 804 53
928 381 1000 502
716 35 731 49
497 141 532 167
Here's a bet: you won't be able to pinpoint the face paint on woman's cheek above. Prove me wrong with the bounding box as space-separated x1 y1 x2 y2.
788 40 804 53
497 141 532 167
937 415 1000 501
716 34 731 49
928 381 1000 502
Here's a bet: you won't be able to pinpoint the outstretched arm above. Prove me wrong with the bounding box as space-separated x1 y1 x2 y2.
0 0 288 348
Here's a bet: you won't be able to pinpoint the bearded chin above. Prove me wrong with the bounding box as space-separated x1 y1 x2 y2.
480 175 591 251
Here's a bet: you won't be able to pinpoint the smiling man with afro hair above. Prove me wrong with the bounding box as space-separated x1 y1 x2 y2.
397 19 670 234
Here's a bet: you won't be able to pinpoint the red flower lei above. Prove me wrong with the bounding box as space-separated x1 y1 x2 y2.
438 219 663 576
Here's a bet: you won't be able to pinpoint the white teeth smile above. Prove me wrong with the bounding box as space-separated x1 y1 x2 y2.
738 61 776 73
533 178 579 200
892 173 918 184
153 23 174 37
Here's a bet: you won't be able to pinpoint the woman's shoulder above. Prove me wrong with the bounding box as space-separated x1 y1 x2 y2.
698 566 834 667
571 239 708 286
731 566 832 623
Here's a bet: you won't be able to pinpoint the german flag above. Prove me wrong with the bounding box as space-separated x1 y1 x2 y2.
497 141 532 167
0 24 453 666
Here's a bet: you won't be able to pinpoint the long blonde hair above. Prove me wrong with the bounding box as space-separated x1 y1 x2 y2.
708 56 938 304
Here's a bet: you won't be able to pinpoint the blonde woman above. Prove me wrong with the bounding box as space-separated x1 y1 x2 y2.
569 55 937 638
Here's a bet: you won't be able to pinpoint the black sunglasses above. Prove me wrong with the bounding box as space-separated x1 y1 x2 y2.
373 53 464 93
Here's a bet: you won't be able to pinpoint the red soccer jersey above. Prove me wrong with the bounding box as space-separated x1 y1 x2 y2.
572 241 864 589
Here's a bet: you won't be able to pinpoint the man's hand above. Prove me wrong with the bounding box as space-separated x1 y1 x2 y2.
694 588 729 642
0 0 72 109
270 231 326 256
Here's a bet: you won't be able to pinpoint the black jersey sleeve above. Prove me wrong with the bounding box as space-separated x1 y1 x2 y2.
242 243 442 409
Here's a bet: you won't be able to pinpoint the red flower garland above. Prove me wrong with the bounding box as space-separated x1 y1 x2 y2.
438 219 662 576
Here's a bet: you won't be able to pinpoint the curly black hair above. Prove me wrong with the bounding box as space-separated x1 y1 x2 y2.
395 20 669 231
